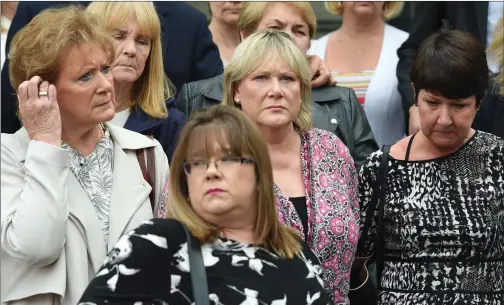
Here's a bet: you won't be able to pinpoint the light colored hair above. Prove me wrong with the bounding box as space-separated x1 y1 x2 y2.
168 105 303 259
238 2 317 39
222 30 313 132
325 1 404 20
489 17 504 95
87 1 174 119
9 5 115 93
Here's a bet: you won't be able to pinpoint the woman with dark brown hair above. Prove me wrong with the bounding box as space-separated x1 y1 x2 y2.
357 30 504 304
78 105 332 304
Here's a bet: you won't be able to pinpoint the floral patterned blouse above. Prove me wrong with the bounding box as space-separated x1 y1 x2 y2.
61 127 113 249
78 218 333 305
274 128 360 305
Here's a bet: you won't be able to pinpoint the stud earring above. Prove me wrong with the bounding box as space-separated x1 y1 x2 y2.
235 98 241 104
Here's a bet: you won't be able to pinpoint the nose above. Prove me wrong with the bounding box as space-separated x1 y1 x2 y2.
205 160 222 180
267 78 284 99
97 70 113 94
121 38 136 57
437 104 453 126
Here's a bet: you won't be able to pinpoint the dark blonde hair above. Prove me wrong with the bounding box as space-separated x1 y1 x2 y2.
9 5 115 93
238 2 317 39
168 105 302 259
222 30 313 132
489 17 503 95
87 2 174 119
325 1 404 20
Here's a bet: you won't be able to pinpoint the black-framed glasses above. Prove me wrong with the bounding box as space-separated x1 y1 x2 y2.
183 156 254 175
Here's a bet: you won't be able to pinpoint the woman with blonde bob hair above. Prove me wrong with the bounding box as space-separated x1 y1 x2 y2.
2 5 170 305
87 2 186 162
309 1 409 147
79 105 332 304
222 30 359 305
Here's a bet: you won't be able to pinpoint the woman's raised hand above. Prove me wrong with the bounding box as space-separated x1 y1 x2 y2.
18 76 62 146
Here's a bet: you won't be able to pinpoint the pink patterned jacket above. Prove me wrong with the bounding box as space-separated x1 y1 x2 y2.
274 128 360 305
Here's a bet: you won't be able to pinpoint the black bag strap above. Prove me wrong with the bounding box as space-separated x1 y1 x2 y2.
375 145 391 284
181 223 210 305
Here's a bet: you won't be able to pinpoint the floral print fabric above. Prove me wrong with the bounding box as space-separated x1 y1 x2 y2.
61 128 114 249
78 218 333 305
274 128 360 304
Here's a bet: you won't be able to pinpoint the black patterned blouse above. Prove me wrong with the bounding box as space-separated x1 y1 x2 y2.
78 218 333 305
357 131 504 305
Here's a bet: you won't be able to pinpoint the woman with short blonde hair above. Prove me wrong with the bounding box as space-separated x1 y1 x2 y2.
223 30 360 305
222 30 313 132
79 105 332 304
87 2 185 161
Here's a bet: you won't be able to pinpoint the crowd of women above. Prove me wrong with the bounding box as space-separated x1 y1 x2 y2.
1 2 503 305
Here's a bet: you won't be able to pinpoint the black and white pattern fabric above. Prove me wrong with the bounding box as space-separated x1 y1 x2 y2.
61 127 114 248
357 131 504 305
78 218 333 305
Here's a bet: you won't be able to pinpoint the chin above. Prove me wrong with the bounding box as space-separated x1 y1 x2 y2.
112 71 139 84
96 107 116 123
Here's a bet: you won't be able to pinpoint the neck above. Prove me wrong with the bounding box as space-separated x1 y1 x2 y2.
261 124 299 154
209 20 240 49
338 13 385 39
61 122 103 156
416 129 475 157
114 80 134 112
221 224 256 244
1 2 16 20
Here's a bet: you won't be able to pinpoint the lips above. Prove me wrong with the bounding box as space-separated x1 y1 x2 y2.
206 188 224 195
96 100 111 107
115 62 136 69
266 105 285 110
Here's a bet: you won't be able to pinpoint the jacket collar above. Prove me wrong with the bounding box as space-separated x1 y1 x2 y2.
199 73 342 103
123 104 166 134
106 123 156 150
200 74 225 102
15 123 156 162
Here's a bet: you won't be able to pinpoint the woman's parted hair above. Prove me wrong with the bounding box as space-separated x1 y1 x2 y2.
238 2 317 39
222 30 313 132
87 1 174 119
9 5 115 93
411 30 489 106
324 1 404 20
168 105 302 259
489 17 503 95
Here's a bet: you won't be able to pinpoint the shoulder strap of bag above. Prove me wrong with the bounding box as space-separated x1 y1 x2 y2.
136 136 157 211
181 223 210 305
375 145 391 283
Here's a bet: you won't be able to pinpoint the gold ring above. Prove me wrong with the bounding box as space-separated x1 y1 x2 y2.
39 91 48 97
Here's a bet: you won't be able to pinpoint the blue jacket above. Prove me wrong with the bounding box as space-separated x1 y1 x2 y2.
126 98 186 163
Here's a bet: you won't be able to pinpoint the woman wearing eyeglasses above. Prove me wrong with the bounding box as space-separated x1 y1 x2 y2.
78 105 332 304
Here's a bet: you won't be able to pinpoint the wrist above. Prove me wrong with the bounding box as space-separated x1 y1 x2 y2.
30 133 62 147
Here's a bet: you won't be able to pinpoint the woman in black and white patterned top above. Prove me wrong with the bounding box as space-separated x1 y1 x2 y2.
79 105 332 305
357 31 504 304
